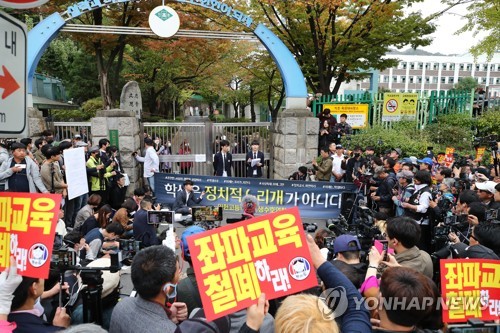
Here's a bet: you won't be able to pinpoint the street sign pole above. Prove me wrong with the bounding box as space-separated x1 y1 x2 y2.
0 11 27 138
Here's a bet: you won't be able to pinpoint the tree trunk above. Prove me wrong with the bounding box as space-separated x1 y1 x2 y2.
250 86 256 122
233 102 239 118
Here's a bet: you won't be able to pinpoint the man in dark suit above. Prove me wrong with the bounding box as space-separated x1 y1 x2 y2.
133 197 161 248
172 179 205 215
213 139 232 177
246 140 264 178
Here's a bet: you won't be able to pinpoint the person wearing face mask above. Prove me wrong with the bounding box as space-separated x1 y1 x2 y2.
159 140 173 173
345 146 366 183
109 246 187 333
317 108 336 153
178 140 193 175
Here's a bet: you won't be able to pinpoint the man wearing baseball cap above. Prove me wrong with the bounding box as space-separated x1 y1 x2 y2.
393 170 415 217
475 181 500 210
332 235 367 288
417 157 433 172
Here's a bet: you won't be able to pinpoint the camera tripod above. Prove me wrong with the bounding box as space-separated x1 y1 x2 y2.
80 269 104 325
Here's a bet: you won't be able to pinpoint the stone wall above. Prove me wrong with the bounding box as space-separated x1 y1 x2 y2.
272 109 318 179
91 109 141 196
27 108 46 136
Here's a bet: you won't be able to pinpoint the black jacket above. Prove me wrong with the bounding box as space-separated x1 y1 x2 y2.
213 152 232 176
8 312 64 333
133 209 160 248
173 190 203 214
246 151 264 178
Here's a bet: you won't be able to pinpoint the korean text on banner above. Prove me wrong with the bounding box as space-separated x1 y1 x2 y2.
323 104 369 129
155 174 357 219
382 93 401 122
400 93 418 119
186 207 318 321
0 192 61 279
443 147 455 168
440 259 500 323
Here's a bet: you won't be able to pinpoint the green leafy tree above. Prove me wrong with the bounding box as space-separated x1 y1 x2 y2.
251 0 436 95
38 38 100 104
444 0 500 61
453 77 479 92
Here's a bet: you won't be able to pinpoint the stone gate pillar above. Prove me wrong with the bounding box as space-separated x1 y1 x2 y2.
272 109 318 179
91 109 141 196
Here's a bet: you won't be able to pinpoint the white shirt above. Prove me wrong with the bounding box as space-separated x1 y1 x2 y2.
135 146 159 178
331 153 345 176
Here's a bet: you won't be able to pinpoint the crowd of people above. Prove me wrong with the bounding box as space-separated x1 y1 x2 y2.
0 122 499 332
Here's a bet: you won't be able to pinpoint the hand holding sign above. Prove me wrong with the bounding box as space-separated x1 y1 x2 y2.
246 293 269 331
186 207 317 321
0 256 22 316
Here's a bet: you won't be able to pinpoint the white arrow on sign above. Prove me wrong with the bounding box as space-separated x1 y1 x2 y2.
0 11 27 137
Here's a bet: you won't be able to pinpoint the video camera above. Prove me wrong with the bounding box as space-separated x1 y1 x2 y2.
444 214 468 226
119 239 141 264
147 210 174 225
447 319 499 333
303 222 318 233
473 134 498 150
486 208 500 223
50 247 77 271
323 236 335 252
192 206 223 222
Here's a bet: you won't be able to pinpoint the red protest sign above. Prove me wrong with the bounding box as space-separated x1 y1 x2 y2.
440 259 500 323
186 207 318 321
0 0 49 9
0 192 61 279
444 147 455 168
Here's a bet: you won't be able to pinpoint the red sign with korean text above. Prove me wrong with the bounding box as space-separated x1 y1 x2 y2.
443 147 455 168
475 147 486 162
440 259 500 323
0 192 61 279
187 207 318 321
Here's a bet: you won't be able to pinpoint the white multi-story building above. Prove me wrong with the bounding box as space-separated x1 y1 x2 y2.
355 53 500 94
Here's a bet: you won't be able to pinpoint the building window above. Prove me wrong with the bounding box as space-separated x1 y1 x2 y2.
417 76 423 83
466 64 472 71
496 78 500 84
426 77 430 83
402 62 407 69
483 64 488 71
460 64 465 70
449 64 455 70
449 77 454 84
401 76 406 83
433 63 439 70
490 78 494 84
441 77 446 83
383 76 389 83
409 76 414 83
393 76 398 83
491 64 496 71
418 62 424 69
442 63 447 70
433 77 438 84
481 77 487 83
425 63 430 69
475 64 480 71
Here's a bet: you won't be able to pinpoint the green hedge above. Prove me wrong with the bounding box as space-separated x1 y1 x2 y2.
344 110 500 158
